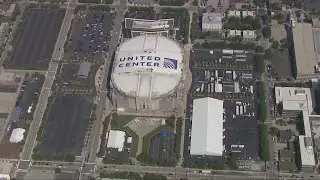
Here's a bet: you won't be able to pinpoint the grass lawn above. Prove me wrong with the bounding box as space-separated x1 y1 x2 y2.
110 113 136 130
142 125 173 155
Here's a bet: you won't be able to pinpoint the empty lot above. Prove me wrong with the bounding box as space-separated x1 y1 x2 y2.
8 9 65 70
37 95 92 157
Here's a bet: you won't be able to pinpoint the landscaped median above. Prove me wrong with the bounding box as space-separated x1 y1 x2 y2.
259 124 270 161
257 82 266 123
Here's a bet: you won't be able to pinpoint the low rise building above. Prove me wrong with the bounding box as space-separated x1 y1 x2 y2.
202 13 222 31
0 162 12 180
242 10 254 17
227 10 241 17
228 29 241 37
124 18 175 38
9 128 25 143
275 86 316 171
242 30 256 39
77 62 91 78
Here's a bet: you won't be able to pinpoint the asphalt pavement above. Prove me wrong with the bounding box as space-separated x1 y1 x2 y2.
85 4 126 164
52 0 76 60
20 0 75 160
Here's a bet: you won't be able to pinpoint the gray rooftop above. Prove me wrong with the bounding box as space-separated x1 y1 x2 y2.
77 62 91 78
292 23 318 76
202 13 222 24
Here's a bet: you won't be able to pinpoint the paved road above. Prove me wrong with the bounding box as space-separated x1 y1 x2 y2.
85 0 126 164
52 0 76 61
20 0 75 160
262 73 278 180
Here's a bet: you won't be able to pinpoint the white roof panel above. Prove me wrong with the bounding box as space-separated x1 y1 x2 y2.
299 135 316 166
107 130 126 150
274 86 314 113
112 34 183 98
190 97 224 156
9 128 25 143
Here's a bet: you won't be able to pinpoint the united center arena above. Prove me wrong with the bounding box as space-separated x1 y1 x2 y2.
109 34 184 113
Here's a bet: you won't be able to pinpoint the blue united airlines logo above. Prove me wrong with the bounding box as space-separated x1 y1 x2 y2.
163 58 178 69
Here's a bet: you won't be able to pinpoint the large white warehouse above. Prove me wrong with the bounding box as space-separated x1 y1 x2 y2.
190 97 224 156
111 34 183 100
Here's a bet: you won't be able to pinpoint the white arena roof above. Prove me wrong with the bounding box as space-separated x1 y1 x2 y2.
190 97 224 156
107 130 126 151
111 34 183 99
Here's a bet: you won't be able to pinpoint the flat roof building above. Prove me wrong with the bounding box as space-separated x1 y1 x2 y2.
242 30 256 39
228 30 242 37
242 11 254 17
107 130 126 151
275 86 316 169
292 23 318 79
299 136 316 169
190 97 224 156
9 128 25 143
227 10 241 17
202 13 222 32
0 162 12 180
77 62 91 78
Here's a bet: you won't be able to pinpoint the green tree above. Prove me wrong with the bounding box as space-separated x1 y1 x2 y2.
269 126 279 136
226 153 238 170
259 124 270 161
271 41 280 49
273 13 285 24
143 173 167 180
262 27 271 38
64 154 75 162
255 45 264 53
253 0 265 7
264 48 273 59
252 18 261 30
192 0 198 6
54 168 62 174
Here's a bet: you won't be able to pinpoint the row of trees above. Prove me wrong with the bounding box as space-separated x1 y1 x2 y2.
223 16 261 30
99 172 168 180
174 117 183 159
78 0 113 4
198 41 256 50
259 124 270 161
257 82 266 123
161 8 190 44
158 0 187 6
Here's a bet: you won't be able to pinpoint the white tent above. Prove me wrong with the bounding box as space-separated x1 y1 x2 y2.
190 97 224 156
9 128 25 143
107 130 126 151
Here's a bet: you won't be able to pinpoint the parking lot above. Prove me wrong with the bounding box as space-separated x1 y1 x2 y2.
65 12 114 59
149 131 175 165
13 74 45 127
183 49 259 167
58 63 98 92
0 74 44 158
103 134 131 165
7 9 65 70
37 94 93 157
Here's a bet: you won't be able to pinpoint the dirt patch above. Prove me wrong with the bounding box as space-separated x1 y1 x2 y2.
271 20 287 41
